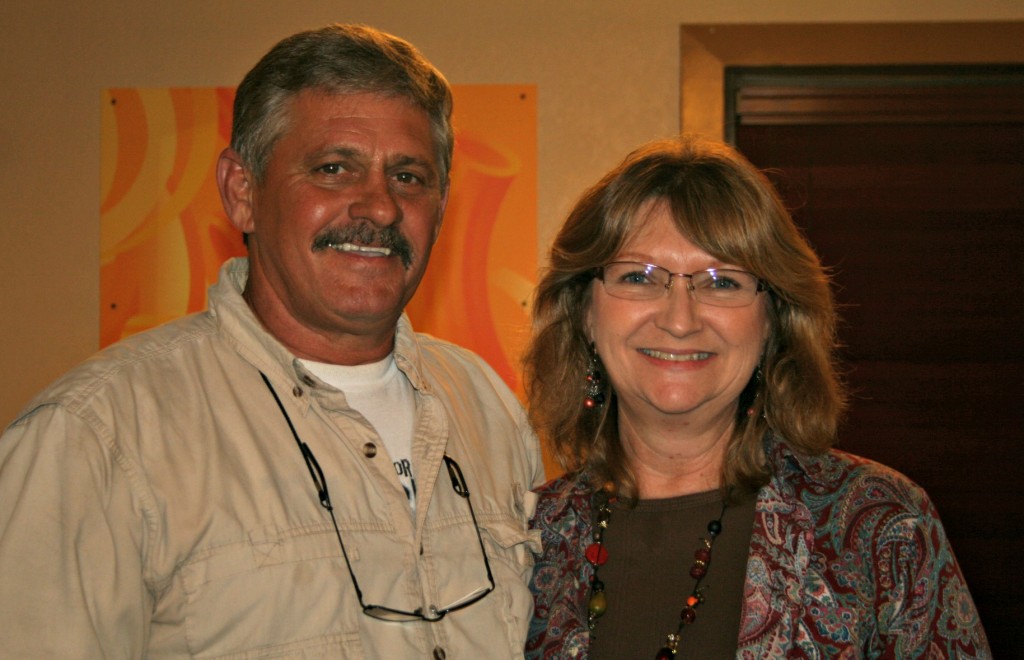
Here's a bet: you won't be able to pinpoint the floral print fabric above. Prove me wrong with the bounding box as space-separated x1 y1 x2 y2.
527 434 990 659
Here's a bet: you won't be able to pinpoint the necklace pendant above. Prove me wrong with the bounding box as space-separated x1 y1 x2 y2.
587 589 608 617
585 542 609 566
588 579 607 619
655 632 680 659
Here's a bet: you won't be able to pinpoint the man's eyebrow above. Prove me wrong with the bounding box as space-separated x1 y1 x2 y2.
389 154 435 170
310 146 363 162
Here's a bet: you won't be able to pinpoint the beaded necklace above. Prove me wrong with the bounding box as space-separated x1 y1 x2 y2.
585 487 727 659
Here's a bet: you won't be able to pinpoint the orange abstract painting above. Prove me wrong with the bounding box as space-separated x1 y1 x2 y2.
405 86 537 395
100 86 537 395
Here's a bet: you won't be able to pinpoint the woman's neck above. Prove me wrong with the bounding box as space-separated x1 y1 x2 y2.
618 410 734 499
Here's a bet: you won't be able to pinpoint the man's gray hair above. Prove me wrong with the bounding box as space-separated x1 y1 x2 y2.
230 23 454 187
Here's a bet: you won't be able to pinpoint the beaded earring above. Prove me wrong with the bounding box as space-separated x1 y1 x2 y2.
584 342 605 409
745 365 764 418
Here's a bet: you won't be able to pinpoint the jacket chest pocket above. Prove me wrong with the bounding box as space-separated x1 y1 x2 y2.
178 526 365 658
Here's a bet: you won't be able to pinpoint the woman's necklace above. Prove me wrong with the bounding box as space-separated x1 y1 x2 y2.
585 487 727 659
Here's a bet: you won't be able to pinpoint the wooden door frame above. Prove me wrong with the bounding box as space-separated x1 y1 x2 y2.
723 64 1024 142
679 21 1024 141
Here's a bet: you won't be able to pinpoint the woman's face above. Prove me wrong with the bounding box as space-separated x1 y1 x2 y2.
586 199 770 433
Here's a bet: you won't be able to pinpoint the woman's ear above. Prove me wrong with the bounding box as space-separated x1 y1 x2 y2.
217 148 256 234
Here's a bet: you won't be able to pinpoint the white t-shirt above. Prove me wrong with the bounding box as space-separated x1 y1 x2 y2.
301 354 417 511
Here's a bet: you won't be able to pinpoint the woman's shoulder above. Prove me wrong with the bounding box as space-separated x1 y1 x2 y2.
771 435 929 503
755 440 989 659
533 471 589 507
773 442 943 531
530 471 593 532
818 448 930 505
774 440 942 532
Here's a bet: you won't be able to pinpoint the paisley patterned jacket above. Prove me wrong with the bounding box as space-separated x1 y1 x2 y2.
526 434 991 658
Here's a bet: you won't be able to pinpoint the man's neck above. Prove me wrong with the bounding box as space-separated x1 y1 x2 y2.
243 284 397 366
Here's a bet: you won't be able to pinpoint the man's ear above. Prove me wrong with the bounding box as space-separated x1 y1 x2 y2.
217 148 256 234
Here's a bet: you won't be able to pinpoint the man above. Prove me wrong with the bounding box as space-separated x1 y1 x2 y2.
0 24 542 658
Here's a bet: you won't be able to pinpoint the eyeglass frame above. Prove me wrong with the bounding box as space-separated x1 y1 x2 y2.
259 371 496 623
596 260 769 307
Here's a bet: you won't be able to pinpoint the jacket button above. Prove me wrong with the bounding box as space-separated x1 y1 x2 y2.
291 386 303 398
363 442 377 458
301 374 316 387
432 648 446 660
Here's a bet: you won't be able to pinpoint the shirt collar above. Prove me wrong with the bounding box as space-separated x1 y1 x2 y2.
210 257 431 395
764 431 839 489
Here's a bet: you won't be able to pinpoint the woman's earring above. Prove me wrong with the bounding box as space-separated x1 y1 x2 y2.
746 365 764 417
584 342 605 410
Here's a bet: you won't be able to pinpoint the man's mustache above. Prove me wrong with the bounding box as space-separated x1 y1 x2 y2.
312 224 414 268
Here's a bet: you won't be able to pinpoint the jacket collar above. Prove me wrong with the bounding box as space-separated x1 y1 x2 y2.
764 431 842 490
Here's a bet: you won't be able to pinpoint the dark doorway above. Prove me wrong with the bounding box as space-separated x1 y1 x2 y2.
728 65 1024 655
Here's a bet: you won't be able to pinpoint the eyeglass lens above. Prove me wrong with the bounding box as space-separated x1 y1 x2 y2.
358 459 494 622
314 452 494 623
600 261 763 306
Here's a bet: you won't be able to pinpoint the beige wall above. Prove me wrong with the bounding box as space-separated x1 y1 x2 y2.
3 0 1023 426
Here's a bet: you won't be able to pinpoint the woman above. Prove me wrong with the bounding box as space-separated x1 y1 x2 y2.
523 136 990 659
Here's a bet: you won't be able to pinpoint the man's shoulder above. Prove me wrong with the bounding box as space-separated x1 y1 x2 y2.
10 312 218 426
413 333 490 370
402 328 511 392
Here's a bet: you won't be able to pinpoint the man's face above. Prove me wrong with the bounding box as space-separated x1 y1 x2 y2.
222 89 448 363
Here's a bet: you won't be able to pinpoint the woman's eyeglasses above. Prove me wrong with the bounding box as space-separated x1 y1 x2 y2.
598 261 768 307
260 371 495 622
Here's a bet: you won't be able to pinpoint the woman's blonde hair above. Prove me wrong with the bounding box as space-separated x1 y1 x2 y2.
523 136 846 497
